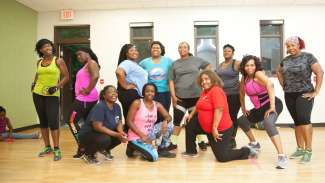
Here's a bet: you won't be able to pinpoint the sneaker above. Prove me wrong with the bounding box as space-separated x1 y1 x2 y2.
83 155 100 164
299 150 312 164
100 150 114 161
166 143 177 151
53 148 62 161
276 155 288 169
248 142 261 151
230 138 237 149
158 149 176 158
38 146 53 157
126 144 135 157
181 152 199 158
289 147 305 159
198 141 208 151
246 146 258 159
73 148 85 159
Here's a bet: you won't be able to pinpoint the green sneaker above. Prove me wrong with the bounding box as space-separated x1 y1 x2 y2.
38 146 53 157
53 148 62 161
289 148 305 159
299 150 312 164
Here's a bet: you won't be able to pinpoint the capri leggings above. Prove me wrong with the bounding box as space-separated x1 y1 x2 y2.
237 97 283 137
284 92 314 126
173 97 199 126
33 93 59 130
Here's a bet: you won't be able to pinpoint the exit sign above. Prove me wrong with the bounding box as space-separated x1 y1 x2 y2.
61 9 74 20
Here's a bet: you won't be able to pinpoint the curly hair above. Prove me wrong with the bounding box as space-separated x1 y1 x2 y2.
150 41 165 56
240 55 263 79
197 70 224 88
35 39 56 58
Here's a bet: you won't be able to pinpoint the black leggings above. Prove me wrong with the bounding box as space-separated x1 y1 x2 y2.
117 87 141 131
227 94 240 138
79 131 121 156
185 115 250 162
33 93 60 130
285 92 314 126
67 99 97 144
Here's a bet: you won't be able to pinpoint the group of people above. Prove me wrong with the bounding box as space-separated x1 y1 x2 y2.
29 36 323 169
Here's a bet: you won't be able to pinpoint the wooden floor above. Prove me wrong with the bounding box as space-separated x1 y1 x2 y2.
1 127 325 183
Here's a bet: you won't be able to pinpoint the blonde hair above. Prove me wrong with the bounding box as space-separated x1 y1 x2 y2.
197 70 224 88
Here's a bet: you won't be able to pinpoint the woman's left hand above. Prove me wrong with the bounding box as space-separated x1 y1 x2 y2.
264 106 276 118
80 87 90 95
302 92 317 100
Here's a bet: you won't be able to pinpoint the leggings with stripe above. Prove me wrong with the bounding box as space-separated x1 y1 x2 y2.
237 97 283 137
67 99 97 144
173 97 199 126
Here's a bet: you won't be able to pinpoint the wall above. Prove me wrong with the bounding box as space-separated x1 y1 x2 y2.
37 5 325 124
0 0 38 128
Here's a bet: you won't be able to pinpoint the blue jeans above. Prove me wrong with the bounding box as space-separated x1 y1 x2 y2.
1 132 38 139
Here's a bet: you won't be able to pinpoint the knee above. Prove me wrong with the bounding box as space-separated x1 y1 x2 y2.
215 153 231 163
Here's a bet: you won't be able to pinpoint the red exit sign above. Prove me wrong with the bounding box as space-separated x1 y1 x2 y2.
61 9 74 20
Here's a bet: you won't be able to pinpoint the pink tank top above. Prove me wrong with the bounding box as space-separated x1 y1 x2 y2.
75 63 99 102
128 99 157 141
244 79 270 109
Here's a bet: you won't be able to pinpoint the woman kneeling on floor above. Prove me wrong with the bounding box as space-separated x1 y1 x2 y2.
126 83 176 162
184 70 257 162
79 85 127 164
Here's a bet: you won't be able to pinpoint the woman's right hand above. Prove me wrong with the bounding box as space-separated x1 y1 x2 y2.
140 135 151 144
116 132 128 143
241 107 250 117
172 96 181 107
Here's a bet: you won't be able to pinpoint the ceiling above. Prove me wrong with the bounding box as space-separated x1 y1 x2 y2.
16 0 325 12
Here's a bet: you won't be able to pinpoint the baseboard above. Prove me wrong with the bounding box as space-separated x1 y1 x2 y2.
277 123 325 128
13 124 40 132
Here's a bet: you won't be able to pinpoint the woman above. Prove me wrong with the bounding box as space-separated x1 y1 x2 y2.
168 41 211 150
216 44 241 148
139 41 173 122
126 83 175 162
68 47 100 159
32 39 69 161
116 44 148 131
184 70 256 162
79 85 127 164
237 55 287 169
277 36 323 163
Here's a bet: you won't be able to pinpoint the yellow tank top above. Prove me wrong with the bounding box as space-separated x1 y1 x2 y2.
33 57 60 97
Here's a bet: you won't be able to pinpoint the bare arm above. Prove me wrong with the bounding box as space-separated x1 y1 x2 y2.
255 71 276 117
311 63 324 96
234 60 241 71
276 65 285 89
239 78 247 113
157 102 172 134
212 107 223 140
92 121 120 137
56 58 70 88
6 118 13 136
115 68 135 90
169 79 179 107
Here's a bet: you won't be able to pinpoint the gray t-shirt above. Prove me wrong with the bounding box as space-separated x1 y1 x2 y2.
281 52 318 93
169 56 210 98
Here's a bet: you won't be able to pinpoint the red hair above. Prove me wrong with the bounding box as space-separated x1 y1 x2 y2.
298 37 305 49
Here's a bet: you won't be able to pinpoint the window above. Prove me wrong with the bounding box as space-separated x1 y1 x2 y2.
194 21 219 69
130 22 153 61
260 20 284 75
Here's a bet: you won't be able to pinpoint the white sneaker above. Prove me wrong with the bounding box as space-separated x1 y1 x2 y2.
276 155 288 169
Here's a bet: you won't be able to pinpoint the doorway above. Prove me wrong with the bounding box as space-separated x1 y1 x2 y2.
54 25 90 125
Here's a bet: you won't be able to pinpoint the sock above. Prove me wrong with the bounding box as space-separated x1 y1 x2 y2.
171 134 178 145
250 141 258 145
196 134 206 143
278 154 285 157
54 147 60 150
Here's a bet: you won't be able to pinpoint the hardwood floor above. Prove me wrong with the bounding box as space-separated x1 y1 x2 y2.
1 127 325 183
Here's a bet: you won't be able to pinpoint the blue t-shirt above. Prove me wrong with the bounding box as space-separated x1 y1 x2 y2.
119 60 148 96
139 56 173 92
79 101 122 135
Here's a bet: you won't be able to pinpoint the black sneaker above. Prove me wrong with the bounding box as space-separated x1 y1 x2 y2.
198 141 208 151
126 144 135 157
83 155 100 164
100 150 114 161
166 143 177 151
158 149 176 158
73 148 85 159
